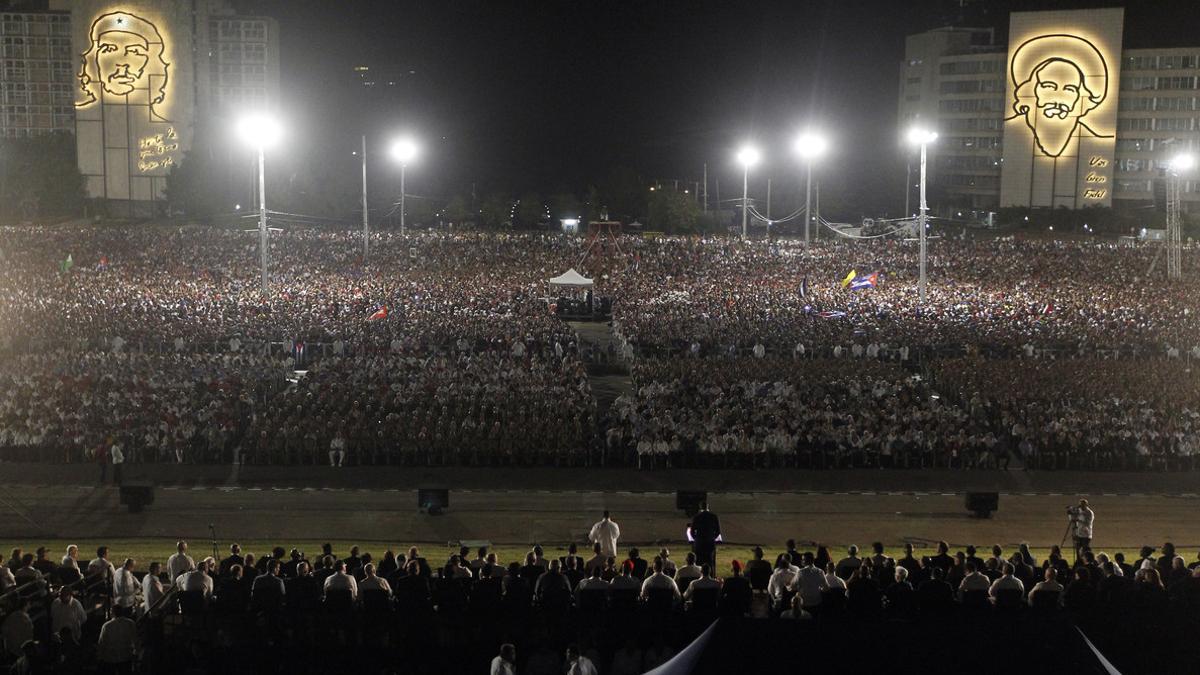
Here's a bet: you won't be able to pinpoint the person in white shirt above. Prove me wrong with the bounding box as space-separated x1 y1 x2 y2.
61 545 79 570
683 565 721 603
588 510 620 559
989 563 1026 599
958 562 992 599
792 552 830 610
566 645 598 675
113 558 140 609
142 562 165 615
675 553 702 588
88 547 116 583
575 566 610 602
1069 499 1095 562
824 563 847 591
767 555 800 603
0 556 14 593
166 541 195 583
323 560 359 600
179 560 214 599
110 441 125 485
1028 568 1064 606
358 563 392 595
50 587 87 642
490 644 516 675
97 607 138 668
639 559 681 604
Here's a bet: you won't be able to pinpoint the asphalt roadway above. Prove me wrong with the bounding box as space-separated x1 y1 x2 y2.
1 464 1198 553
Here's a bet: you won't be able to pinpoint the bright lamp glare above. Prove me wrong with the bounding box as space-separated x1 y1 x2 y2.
236 113 283 149
391 138 418 164
1172 154 1197 172
794 132 828 159
736 145 761 167
907 127 938 146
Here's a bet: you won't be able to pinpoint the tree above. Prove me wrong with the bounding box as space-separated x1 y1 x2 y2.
444 194 471 224
0 132 85 219
548 192 581 220
647 188 700 232
516 191 545 228
480 192 512 228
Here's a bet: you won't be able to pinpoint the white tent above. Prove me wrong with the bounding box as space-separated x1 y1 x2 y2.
548 268 593 288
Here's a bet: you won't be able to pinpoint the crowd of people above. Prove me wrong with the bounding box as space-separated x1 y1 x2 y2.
1 528 1198 673
1 226 1198 469
608 357 1200 470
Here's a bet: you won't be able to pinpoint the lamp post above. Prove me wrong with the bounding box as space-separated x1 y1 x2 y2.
236 113 283 294
361 135 369 257
736 145 760 240
1167 153 1195 280
906 126 938 304
391 137 418 235
793 131 828 247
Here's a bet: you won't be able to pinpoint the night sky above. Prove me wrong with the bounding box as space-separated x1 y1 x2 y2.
238 0 1200 218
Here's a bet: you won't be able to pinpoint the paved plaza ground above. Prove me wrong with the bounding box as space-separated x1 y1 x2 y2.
1 465 1197 566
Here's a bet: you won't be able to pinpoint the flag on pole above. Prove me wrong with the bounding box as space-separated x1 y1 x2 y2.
59 254 73 274
367 306 389 321
840 270 857 288
849 271 880 290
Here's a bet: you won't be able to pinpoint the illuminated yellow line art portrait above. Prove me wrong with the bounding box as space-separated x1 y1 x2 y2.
1006 34 1112 158
76 11 170 121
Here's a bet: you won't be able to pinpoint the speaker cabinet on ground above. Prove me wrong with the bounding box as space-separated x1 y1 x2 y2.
418 488 449 514
965 491 999 518
676 490 707 517
119 483 155 513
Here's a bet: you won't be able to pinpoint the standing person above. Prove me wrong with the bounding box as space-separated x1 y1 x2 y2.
142 562 164 615
1068 499 1095 562
588 510 620 559
110 439 125 486
113 558 139 610
689 502 721 569
166 542 195 584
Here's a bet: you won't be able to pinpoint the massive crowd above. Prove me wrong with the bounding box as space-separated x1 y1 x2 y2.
1 532 1197 673
1 226 1198 468
609 357 1200 470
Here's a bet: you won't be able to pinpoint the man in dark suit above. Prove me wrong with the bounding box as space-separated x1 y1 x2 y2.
719 561 752 616
690 502 721 569
218 544 244 578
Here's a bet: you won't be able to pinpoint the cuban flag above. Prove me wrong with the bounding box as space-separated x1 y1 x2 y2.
849 272 880 290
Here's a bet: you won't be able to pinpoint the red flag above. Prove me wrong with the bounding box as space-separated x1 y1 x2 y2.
367 306 388 322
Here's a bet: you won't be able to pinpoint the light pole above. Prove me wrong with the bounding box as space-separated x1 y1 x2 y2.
906 126 938 304
361 135 369 258
1167 153 1195 280
391 137 418 235
794 131 828 247
236 113 283 294
736 145 760 240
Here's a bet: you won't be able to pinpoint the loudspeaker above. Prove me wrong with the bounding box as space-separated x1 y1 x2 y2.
418 488 449 514
965 491 999 518
119 483 155 513
676 490 706 517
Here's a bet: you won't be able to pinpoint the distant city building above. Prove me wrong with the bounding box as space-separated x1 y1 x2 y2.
900 7 1200 213
0 0 279 212
0 7 74 137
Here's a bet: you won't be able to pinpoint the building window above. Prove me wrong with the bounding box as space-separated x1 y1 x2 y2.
1118 118 1153 132
1154 117 1193 131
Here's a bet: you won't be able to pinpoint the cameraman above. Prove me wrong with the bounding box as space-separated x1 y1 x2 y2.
1066 499 1094 562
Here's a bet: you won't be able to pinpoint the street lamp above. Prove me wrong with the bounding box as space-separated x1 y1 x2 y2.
736 145 760 239
906 126 938 304
794 131 829 246
236 113 283 294
390 137 418 235
1166 153 1196 280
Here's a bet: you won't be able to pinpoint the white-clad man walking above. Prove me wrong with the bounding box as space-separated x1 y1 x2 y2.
588 510 620 559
